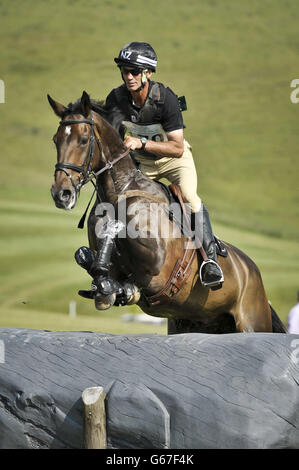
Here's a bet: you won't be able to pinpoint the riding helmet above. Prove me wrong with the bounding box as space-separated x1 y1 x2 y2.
114 42 157 71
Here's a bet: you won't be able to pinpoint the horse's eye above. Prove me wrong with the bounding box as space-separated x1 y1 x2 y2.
80 136 89 145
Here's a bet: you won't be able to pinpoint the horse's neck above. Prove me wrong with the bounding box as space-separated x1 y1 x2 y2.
93 113 138 202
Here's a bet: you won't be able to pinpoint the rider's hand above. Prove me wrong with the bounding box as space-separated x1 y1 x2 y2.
124 136 142 151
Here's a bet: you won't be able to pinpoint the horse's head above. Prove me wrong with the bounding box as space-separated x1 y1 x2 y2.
48 91 101 210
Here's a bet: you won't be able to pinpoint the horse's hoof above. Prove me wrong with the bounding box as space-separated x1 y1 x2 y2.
126 284 141 305
113 283 141 306
94 292 116 310
97 278 118 296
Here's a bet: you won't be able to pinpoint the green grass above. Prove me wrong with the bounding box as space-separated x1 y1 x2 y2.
0 0 298 332
0 307 167 335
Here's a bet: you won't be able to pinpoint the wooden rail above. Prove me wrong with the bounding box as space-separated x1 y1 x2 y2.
0 328 298 448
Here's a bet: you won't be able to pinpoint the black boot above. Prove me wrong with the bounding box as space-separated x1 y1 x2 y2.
192 204 224 288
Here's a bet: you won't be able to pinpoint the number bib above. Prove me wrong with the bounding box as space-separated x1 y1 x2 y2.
123 121 168 159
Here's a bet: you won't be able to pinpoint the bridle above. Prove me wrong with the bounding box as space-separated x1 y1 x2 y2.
55 117 101 192
54 114 130 192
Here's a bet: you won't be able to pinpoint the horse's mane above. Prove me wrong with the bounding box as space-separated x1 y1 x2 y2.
62 96 127 154
62 98 109 120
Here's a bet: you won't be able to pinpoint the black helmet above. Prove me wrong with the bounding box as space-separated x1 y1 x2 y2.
114 42 157 71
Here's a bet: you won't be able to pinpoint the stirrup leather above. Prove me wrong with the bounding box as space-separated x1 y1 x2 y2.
199 259 224 288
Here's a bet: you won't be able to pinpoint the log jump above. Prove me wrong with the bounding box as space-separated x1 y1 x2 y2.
0 328 298 449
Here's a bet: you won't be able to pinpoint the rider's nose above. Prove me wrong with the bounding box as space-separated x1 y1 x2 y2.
59 188 72 201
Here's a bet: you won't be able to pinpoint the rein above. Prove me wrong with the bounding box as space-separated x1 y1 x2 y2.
84 147 131 184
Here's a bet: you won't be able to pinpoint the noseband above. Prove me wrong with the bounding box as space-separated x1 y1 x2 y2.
55 118 102 192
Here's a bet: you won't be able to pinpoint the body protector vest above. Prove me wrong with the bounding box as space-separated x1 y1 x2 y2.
111 81 169 159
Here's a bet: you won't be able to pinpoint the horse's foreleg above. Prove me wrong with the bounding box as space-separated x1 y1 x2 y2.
78 219 142 310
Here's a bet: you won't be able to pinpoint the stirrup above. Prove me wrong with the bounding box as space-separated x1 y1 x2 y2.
199 259 224 288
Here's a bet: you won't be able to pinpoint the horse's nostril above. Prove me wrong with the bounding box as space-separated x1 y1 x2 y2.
60 189 72 201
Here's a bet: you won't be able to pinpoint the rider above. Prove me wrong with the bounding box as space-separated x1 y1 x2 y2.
104 41 223 288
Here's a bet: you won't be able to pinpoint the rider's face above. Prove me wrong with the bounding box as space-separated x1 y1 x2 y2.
121 67 143 91
121 67 152 92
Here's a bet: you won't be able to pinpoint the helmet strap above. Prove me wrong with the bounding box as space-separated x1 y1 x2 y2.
142 69 148 85
135 69 148 92
120 68 148 93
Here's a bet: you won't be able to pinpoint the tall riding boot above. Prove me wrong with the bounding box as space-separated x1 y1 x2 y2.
192 204 224 288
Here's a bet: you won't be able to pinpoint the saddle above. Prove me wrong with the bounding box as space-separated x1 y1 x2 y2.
144 183 227 307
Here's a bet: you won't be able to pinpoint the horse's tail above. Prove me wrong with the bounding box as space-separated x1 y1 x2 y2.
270 304 287 333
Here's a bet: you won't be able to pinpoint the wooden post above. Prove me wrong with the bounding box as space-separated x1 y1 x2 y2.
82 386 107 449
69 300 76 318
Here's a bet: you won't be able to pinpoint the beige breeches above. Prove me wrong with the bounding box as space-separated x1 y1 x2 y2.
135 140 202 212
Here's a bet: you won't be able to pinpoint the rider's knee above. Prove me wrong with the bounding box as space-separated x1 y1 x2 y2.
181 190 202 213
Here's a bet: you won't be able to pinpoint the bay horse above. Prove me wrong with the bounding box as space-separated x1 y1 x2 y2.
48 91 286 334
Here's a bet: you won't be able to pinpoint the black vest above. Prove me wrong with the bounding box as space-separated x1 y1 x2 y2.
111 81 167 137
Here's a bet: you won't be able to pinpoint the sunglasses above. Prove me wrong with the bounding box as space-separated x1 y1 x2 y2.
121 67 143 76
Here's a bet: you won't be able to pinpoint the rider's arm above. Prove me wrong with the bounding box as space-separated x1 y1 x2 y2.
124 128 184 158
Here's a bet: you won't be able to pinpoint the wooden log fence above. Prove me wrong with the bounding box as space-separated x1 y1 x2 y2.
0 328 298 449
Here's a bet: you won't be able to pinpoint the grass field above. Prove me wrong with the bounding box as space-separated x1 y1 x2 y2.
0 0 298 332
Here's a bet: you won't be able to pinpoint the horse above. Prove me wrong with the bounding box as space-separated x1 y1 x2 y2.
48 91 286 334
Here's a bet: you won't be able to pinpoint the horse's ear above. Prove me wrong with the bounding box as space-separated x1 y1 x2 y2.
47 94 67 117
81 91 91 117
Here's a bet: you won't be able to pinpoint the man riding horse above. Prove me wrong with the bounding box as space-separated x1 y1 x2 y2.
104 41 223 289
48 58 287 332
